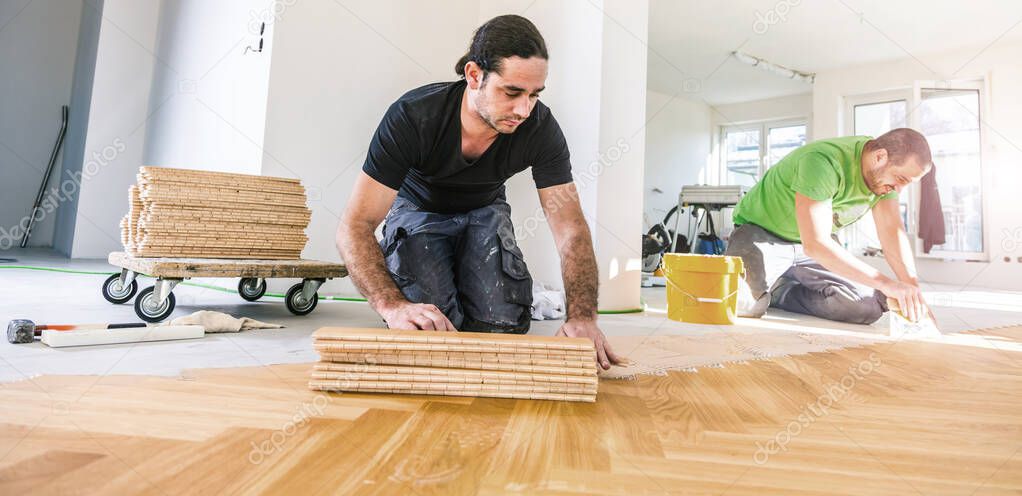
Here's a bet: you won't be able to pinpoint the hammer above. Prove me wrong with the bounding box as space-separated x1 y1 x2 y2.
7 319 149 344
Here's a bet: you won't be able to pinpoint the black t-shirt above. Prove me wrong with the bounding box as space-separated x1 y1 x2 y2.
362 80 573 214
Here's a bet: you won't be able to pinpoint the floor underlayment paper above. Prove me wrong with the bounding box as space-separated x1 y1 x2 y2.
601 329 882 379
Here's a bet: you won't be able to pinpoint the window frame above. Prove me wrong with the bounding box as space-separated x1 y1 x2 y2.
720 118 808 186
842 80 988 262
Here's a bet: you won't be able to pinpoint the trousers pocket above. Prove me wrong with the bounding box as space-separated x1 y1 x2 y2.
497 231 533 306
383 231 416 288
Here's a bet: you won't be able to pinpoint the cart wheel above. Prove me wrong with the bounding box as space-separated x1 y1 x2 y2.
102 273 137 304
134 286 176 322
238 278 267 301
285 283 318 315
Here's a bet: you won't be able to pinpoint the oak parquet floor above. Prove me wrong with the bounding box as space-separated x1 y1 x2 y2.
2 327 1020 495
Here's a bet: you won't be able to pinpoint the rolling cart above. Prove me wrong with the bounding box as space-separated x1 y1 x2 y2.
102 251 348 322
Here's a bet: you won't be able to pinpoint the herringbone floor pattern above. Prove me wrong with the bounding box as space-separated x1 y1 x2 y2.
1 326 1019 495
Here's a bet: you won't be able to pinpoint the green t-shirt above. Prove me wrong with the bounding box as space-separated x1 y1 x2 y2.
732 136 896 242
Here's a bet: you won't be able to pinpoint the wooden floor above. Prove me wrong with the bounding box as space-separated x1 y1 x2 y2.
2 326 1020 495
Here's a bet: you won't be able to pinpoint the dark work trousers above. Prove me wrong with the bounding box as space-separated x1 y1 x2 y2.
724 223 888 325
380 196 534 333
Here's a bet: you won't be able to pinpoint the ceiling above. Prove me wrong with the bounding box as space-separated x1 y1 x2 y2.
647 0 1022 105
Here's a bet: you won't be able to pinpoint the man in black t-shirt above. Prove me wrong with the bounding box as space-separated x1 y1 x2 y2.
336 15 621 369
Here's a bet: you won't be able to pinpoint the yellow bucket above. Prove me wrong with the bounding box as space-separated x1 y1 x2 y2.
662 253 745 325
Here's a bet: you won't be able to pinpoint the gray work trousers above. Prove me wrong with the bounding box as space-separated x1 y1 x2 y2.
380 196 533 333
724 224 887 325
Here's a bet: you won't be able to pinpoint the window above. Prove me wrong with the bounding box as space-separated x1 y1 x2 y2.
767 125 807 167
721 121 807 187
919 87 983 255
853 100 907 137
843 82 986 260
723 128 760 187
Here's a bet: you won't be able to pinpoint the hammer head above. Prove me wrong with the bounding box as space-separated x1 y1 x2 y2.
7 319 35 344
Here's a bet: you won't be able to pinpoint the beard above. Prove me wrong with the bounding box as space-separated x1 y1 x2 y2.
864 166 893 196
473 91 521 134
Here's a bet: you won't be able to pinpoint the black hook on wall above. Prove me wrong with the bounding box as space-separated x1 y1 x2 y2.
244 22 265 54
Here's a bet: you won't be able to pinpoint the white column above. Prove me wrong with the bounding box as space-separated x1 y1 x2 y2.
70 0 161 258
593 0 647 311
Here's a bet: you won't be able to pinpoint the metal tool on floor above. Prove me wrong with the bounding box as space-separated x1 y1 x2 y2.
20 105 69 248
5 318 204 347
7 319 147 344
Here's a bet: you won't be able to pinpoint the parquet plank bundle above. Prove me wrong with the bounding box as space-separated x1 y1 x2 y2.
310 327 599 402
120 166 312 259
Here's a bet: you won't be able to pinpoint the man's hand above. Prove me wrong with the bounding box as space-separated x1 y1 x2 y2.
882 279 927 323
379 301 457 331
555 319 621 370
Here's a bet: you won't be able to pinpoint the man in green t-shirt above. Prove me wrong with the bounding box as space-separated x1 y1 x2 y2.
725 128 934 324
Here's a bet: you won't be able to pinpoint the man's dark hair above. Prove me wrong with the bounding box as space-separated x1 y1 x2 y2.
455 15 548 78
864 128 933 169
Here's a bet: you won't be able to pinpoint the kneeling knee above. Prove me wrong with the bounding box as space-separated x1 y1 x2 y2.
840 300 885 325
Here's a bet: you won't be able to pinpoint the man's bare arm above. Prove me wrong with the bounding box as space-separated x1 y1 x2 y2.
538 182 621 369
795 193 924 321
541 186 598 321
336 172 455 330
872 198 918 284
872 197 932 322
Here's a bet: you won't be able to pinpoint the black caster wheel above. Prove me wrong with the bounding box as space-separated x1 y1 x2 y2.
102 274 138 304
134 286 176 322
238 278 267 301
285 283 318 316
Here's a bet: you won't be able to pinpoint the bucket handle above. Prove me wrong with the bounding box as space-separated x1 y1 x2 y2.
660 265 742 305
658 259 746 279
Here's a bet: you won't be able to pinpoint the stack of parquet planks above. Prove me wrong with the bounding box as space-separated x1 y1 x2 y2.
120 166 311 259
309 327 599 402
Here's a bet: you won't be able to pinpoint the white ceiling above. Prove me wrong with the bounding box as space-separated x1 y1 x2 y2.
648 0 1022 105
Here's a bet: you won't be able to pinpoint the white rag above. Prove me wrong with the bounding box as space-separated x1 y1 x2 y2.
166 310 284 333
531 283 565 321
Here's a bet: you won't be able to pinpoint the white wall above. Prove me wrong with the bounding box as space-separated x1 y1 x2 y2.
260 0 481 296
143 0 275 174
813 40 1022 290
69 0 161 258
711 92 813 131
0 0 83 250
643 91 712 236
